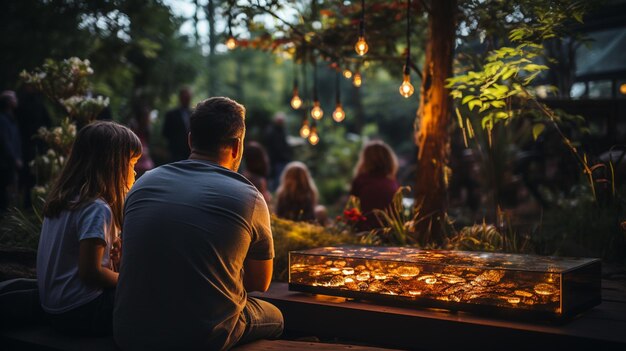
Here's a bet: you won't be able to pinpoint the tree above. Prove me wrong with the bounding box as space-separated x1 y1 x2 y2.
414 0 456 243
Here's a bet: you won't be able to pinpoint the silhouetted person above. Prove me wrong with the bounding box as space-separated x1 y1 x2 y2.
242 141 272 206
163 88 192 162
129 104 154 177
264 112 292 191
16 85 50 208
0 90 22 212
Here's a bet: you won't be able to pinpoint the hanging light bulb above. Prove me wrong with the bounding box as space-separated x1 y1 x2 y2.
355 36 369 56
343 69 353 79
353 73 362 88
399 73 414 98
308 126 319 145
226 36 237 50
354 0 368 56
333 71 345 122
299 119 310 138
399 0 414 98
290 88 302 109
311 101 324 120
332 104 345 122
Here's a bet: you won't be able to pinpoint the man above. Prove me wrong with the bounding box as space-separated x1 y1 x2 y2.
114 97 283 350
162 87 192 162
0 90 22 212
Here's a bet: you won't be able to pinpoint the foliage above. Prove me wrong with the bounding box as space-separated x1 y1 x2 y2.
538 183 626 262
0 198 44 250
271 215 358 281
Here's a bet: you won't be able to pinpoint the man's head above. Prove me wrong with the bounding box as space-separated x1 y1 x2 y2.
179 88 192 109
188 97 246 171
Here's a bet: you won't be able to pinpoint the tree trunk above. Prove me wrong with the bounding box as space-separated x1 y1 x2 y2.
414 0 456 244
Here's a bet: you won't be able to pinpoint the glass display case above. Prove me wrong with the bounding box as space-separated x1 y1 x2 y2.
289 246 601 320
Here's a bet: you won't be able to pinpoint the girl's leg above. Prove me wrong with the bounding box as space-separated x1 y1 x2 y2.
47 288 115 336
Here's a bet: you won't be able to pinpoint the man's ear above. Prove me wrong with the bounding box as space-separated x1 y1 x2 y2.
188 132 193 150
231 138 240 159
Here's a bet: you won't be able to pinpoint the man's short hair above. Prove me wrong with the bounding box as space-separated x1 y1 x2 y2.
190 97 246 154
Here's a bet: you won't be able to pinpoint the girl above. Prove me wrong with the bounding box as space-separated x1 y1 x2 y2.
276 161 322 223
37 121 141 336
350 140 400 231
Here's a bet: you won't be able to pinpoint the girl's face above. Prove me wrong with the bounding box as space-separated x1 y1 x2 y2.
127 155 141 190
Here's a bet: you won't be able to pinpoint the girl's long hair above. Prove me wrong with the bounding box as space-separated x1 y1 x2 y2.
276 161 318 209
354 140 398 179
43 121 142 231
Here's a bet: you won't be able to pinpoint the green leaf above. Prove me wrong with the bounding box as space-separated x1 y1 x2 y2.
501 67 516 80
532 124 545 140
491 100 506 108
524 64 549 72
468 99 483 111
462 95 475 104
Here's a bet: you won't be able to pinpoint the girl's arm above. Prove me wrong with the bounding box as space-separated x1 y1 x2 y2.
78 238 118 288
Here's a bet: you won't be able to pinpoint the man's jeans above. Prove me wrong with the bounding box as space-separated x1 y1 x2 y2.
236 297 284 346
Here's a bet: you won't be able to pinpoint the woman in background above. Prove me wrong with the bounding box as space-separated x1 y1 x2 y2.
350 140 399 231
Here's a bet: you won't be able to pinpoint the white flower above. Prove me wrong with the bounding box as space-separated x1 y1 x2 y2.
53 127 62 135
42 156 50 164
46 149 56 157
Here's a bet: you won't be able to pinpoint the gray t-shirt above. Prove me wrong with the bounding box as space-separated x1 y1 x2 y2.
37 199 114 313
113 159 273 350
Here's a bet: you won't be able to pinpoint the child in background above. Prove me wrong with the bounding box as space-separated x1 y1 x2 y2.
37 121 141 336
276 161 326 224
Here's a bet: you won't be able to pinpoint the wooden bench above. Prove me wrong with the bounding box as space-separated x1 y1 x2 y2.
1 324 398 350
249 280 626 350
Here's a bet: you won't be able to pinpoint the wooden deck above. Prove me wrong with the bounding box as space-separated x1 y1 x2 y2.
250 280 626 350
2 275 623 350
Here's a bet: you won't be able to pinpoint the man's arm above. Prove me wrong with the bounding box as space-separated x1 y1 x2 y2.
243 258 273 292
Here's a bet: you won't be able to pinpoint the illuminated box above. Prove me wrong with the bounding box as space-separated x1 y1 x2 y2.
289 246 601 320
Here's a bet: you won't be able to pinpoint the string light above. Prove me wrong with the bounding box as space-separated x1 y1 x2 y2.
354 0 368 56
291 90 303 109
343 69 353 79
355 36 368 56
311 100 324 120
333 105 345 122
299 118 311 138
620 83 626 95
311 57 323 120
399 0 414 98
225 36 237 50
399 71 414 98
226 15 236 50
308 124 319 145
333 71 345 122
353 72 362 88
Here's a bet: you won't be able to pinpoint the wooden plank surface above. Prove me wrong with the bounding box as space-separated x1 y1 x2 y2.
250 282 626 350
234 339 399 350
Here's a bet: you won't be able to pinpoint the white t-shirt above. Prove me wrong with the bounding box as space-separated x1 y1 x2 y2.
37 199 116 314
